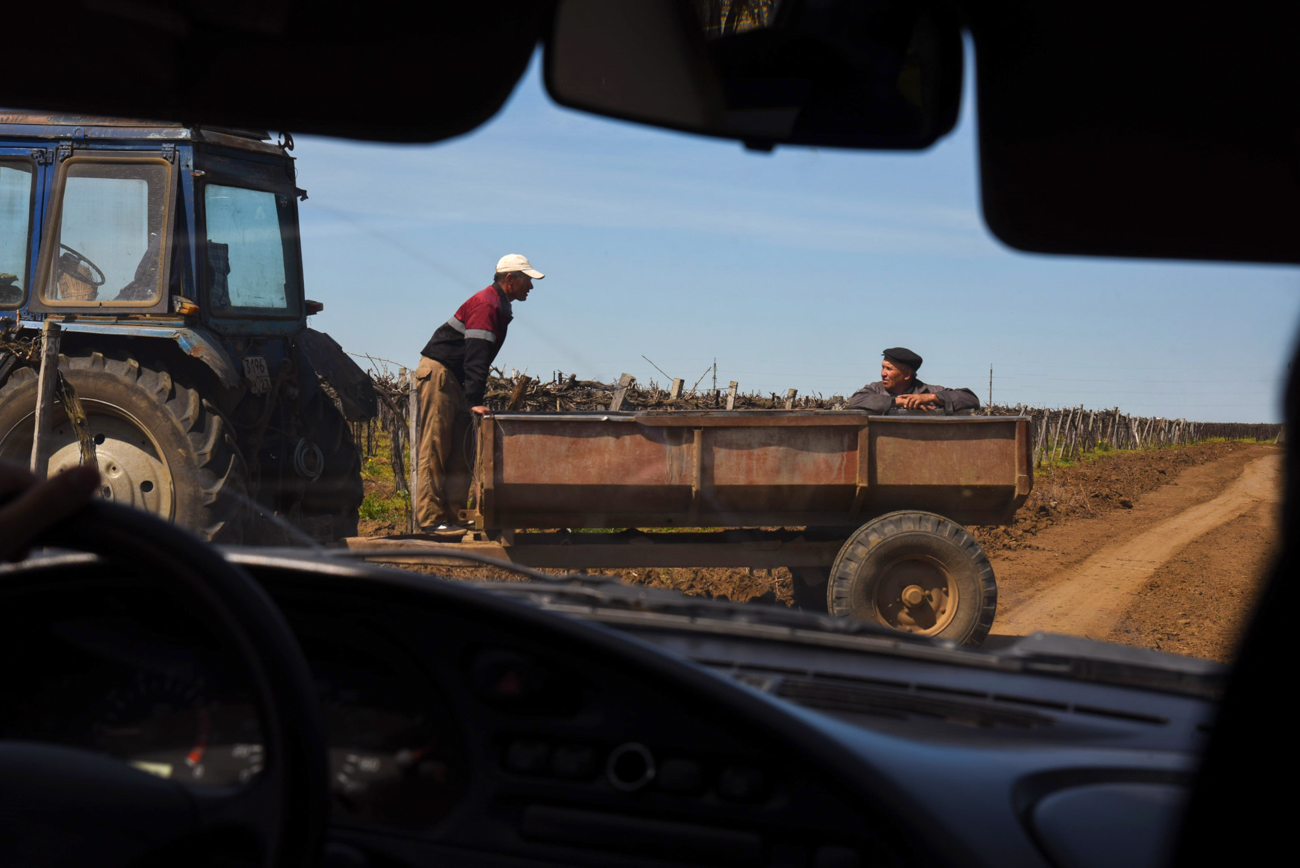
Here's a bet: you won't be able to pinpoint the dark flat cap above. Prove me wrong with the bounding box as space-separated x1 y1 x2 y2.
883 347 922 370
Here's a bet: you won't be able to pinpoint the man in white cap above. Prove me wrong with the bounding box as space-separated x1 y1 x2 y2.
414 254 544 535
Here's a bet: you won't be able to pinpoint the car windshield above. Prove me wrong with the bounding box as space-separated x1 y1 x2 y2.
265 52 1290 669
4 47 1291 676
5 10 1297 868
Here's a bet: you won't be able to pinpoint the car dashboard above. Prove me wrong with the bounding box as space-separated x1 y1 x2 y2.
0 551 1214 868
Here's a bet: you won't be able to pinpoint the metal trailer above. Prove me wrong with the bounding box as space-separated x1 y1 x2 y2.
365 410 1033 646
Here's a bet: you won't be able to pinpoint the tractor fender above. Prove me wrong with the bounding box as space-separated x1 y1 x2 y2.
11 320 242 389
293 328 377 422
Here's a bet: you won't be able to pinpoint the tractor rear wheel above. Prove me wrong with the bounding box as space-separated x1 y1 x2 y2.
295 392 363 542
827 511 996 646
0 352 248 542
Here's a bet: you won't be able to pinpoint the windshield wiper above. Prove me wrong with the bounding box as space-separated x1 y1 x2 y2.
989 632 1227 700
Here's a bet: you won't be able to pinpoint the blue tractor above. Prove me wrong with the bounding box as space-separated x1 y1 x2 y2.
0 113 376 542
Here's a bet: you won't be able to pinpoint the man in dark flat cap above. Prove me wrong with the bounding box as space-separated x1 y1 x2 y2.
847 348 980 414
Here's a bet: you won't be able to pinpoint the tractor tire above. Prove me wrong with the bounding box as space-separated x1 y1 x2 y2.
827 511 996 646
0 352 248 542
295 392 363 542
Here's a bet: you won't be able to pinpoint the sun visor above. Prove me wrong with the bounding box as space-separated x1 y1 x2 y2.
0 1 547 143
971 2 1300 264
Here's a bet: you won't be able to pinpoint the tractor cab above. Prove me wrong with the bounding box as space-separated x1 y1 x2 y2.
0 113 374 543
2 115 304 330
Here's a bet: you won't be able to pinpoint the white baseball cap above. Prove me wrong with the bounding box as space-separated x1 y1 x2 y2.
496 254 545 279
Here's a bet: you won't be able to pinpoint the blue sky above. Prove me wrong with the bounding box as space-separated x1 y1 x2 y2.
295 49 1300 423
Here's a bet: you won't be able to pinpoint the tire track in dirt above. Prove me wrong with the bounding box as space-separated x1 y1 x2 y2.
993 452 1282 641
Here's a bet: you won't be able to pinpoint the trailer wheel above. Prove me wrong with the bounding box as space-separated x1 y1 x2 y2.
828 511 995 646
0 352 248 542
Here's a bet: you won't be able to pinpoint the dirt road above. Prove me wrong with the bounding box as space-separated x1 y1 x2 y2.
988 444 1281 659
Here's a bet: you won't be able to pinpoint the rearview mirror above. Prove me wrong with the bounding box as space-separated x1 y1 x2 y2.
544 0 963 151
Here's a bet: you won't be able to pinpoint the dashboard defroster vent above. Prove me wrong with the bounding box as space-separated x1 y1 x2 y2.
774 677 1054 729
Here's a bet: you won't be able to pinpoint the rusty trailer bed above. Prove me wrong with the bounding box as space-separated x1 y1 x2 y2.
462 411 1032 532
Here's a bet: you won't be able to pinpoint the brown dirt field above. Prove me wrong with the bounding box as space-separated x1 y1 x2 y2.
988 443 1274 605
967 441 1274 555
377 441 1281 662
390 562 797 606
987 442 1281 661
1104 503 1278 661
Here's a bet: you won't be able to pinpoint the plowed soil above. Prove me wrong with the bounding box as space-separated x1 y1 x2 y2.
386 440 1281 662
987 443 1281 661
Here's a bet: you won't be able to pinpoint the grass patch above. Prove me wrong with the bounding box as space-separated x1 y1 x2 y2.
360 489 409 524
354 427 411 530
1035 436 1270 470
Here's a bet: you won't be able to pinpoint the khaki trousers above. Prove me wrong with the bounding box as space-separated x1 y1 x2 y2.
414 357 473 528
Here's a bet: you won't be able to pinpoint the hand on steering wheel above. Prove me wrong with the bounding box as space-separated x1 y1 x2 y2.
0 461 101 561
58 243 108 287
0 497 330 868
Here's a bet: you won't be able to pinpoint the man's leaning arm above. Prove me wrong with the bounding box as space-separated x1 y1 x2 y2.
847 382 894 413
936 386 980 412
462 336 496 408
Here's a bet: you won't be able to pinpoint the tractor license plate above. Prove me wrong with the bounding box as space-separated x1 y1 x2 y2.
242 356 271 394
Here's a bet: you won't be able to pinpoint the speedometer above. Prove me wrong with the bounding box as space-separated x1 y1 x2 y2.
95 669 262 786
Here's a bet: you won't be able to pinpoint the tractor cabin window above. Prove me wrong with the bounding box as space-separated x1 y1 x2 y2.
0 160 34 309
40 158 174 307
204 185 294 316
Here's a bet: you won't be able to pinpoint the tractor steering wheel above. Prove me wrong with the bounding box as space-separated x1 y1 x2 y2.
0 501 330 868
58 243 108 287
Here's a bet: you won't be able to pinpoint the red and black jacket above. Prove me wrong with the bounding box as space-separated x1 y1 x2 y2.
421 285 512 406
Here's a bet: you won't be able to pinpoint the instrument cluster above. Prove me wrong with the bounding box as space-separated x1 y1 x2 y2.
0 600 467 830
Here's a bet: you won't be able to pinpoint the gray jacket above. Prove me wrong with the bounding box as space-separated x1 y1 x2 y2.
847 379 981 414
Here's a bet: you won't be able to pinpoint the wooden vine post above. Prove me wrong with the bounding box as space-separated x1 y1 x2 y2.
609 373 634 411
29 320 61 478
507 375 533 410
407 368 419 531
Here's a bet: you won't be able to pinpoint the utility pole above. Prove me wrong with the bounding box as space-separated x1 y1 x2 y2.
712 358 717 393
988 365 993 407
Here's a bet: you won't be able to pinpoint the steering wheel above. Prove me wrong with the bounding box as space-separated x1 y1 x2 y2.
58 243 107 287
0 501 330 868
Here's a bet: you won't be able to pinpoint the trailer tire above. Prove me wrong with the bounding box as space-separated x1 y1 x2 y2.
828 511 995 646
0 352 248 542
